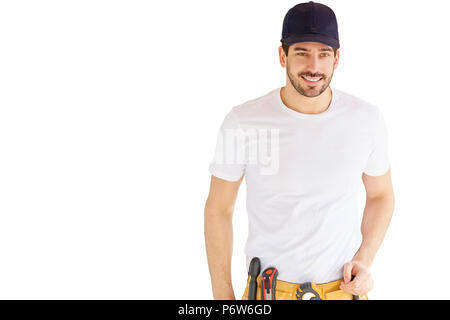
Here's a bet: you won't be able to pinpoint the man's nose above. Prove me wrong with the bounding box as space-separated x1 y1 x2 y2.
305 55 321 74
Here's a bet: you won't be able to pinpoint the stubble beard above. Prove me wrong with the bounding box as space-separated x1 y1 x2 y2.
286 62 334 98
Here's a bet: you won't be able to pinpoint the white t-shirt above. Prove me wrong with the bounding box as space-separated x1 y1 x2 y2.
208 86 390 284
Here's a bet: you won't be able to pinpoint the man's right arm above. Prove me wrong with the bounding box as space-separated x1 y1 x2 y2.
204 174 244 300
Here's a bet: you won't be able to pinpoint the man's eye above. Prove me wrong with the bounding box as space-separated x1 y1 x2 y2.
297 53 329 57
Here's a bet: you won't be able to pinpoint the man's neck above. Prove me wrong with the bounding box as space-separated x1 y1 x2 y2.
280 85 332 115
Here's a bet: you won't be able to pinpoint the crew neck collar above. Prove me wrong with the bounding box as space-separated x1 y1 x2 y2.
276 86 336 119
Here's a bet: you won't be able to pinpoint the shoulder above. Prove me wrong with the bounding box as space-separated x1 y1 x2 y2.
333 87 383 121
229 88 279 121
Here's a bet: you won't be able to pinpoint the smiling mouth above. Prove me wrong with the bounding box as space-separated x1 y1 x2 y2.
301 75 323 85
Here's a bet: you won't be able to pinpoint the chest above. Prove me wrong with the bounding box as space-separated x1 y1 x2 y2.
244 119 372 192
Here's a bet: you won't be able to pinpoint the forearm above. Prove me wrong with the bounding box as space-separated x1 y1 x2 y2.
204 211 235 300
353 194 395 267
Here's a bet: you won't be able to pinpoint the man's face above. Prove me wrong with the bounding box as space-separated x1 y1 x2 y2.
281 41 339 98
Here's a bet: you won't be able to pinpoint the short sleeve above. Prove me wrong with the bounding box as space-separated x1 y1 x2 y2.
363 108 391 176
208 110 246 182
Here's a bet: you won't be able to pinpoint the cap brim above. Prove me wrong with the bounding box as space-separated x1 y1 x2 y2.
281 33 340 49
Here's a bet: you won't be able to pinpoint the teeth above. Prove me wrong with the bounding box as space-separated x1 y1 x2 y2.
303 76 322 82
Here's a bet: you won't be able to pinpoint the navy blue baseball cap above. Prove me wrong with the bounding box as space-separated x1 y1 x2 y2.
281 1 340 49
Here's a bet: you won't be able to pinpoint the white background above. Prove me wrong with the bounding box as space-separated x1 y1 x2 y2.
0 0 449 299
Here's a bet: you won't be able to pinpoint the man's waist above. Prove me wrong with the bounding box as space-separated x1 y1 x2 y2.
245 255 353 284
245 275 368 300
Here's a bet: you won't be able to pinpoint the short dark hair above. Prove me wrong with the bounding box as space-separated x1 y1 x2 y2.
281 42 337 57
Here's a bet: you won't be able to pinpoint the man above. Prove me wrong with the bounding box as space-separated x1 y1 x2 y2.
204 2 394 300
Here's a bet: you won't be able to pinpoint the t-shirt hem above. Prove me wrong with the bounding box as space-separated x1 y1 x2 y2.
209 167 244 182
363 164 390 177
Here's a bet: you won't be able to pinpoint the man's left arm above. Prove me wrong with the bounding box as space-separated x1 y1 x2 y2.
340 169 395 296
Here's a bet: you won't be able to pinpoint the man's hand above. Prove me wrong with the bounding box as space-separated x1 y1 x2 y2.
339 261 373 296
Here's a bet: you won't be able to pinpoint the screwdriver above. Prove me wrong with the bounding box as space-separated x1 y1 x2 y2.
248 257 260 300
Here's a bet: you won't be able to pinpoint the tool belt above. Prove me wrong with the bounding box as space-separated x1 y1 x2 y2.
243 258 368 300
242 275 368 300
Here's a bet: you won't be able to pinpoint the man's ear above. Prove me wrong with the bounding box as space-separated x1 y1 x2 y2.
279 46 287 68
333 49 340 70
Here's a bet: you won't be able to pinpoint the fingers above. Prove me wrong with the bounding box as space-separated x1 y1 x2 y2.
343 274 363 295
343 262 354 284
340 268 373 296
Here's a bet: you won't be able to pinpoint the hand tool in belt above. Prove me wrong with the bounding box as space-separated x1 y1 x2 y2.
296 282 322 300
351 275 360 300
247 257 260 300
260 267 278 300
